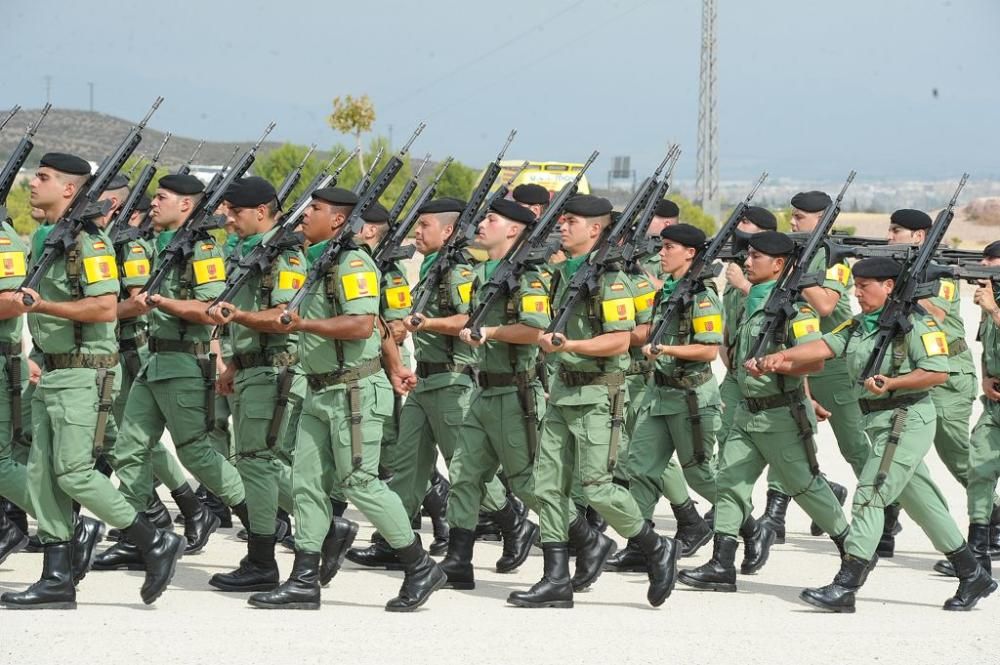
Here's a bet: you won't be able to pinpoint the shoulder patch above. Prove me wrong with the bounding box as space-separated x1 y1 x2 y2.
921 330 949 356
699 300 713 309
123 258 150 279
342 271 378 299
0 251 27 278
530 280 543 289
521 294 550 315
925 319 938 327
192 257 225 284
826 263 851 286
83 255 118 283
392 276 404 285
131 246 145 254
792 317 821 339
938 280 956 301
289 257 301 266
277 271 305 290
610 282 625 292
0 238 11 246
636 280 650 290
460 269 473 278
92 241 107 250
385 284 412 309
349 259 365 268
601 297 635 323
830 319 856 334
692 314 722 334
200 243 215 251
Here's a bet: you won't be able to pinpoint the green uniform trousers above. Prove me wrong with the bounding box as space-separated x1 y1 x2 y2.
931 373 977 487
626 405 720 521
968 399 1000 524
846 407 965 560
807 358 871 476
0 360 31 515
713 404 849 538
28 370 137 542
717 371 740 445
391 384 506 519
113 373 245 514
232 367 305 536
534 400 645 542
292 376 412 552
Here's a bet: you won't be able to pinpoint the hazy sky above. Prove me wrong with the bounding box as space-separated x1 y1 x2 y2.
3 0 999 181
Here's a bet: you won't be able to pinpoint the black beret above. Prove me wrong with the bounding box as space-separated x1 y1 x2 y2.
362 203 390 224
158 174 205 196
312 187 358 207
39 152 91 176
748 231 795 257
417 197 466 215
889 208 932 231
790 191 832 213
490 197 536 225
107 174 130 191
984 240 1000 258
659 223 706 248
741 205 777 231
853 257 902 280
564 194 612 217
225 176 277 208
654 198 680 218
135 195 151 213
512 183 550 206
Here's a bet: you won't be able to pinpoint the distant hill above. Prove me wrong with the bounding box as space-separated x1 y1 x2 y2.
0 107 304 170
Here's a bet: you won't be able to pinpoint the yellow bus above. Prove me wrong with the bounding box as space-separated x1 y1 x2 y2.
488 160 592 198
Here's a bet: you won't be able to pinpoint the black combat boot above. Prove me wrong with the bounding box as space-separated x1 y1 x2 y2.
704 506 715 530
493 501 538 573
346 531 405 570
385 536 447 612
331 500 348 518
203 488 233 528
70 515 105 584
799 555 868 613
831 529 848 559
603 528 646 572
438 527 476 590
810 478 848 536
672 499 713 558
567 515 616 591
989 504 1000 558
275 509 292 546
92 538 145 571
209 534 280 592
171 484 219 554
632 521 679 606
876 504 900 558
968 523 993 575
0 542 76 609
147 493 173 529
123 513 186 604
320 516 359 586
2 497 28 535
585 505 608 533
231 500 251 531
422 472 450 556
0 508 28 565
247 550 321 610
943 544 998 611
474 510 502 541
740 516 777 575
508 542 574 608
758 490 789 544
678 533 738 592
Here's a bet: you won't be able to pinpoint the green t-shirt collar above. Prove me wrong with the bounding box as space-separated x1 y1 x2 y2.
861 307 883 334
419 252 438 281
745 280 776 317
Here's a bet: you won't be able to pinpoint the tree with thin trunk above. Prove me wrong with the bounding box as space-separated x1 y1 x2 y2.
327 94 376 173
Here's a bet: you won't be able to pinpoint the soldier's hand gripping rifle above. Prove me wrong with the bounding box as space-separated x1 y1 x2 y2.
280 123 425 325
465 151 599 341
353 146 385 195
747 170 856 360
373 156 453 276
19 98 163 305
110 132 171 247
140 122 275 298
647 171 768 354
386 153 431 227
0 103 51 207
407 129 517 326
274 144 316 208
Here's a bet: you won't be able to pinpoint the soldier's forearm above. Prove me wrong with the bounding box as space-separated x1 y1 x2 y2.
420 313 468 336
662 343 718 363
233 305 287 333
563 330 630 357
629 323 650 347
802 285 839 318
298 313 375 341
156 297 218 326
37 294 117 323
488 323 542 345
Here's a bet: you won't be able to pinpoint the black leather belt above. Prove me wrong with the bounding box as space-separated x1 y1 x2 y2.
233 350 298 370
416 361 473 379
43 353 119 370
148 337 210 355
478 368 536 389
859 392 928 414
119 331 148 352
743 387 807 414
654 366 713 390
558 369 626 388
306 357 381 391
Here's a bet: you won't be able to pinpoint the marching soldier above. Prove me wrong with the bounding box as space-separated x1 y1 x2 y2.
753 256 996 612
679 231 850 593
1 153 183 608
248 186 444 611
508 194 677 609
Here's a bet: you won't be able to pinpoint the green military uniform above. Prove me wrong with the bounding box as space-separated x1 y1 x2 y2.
390 252 507 520
712 280 849 539
822 313 964 559
533 259 647 543
112 230 245 515
376 259 413 474
718 281 745 444
446 261 552 528
290 241 412 551
625 277 721 519
26 223 138 541
227 228 307 536
968 298 1000 525
0 223 33 517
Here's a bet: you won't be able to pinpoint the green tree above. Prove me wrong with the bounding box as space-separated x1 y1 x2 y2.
675 195 716 234
327 94 376 173
253 143 328 208
6 183 37 237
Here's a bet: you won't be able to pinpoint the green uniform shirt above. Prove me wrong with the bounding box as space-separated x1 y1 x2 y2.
27 223 119 355
0 221 28 344
645 278 723 416
732 280 823 399
641 253 665 282
628 272 658 371
229 228 305 357
144 230 226 381
722 281 746 365
929 268 976 375
411 252 476 391
471 261 550 393
809 248 854 333
548 258 637 406
980 306 1000 380
379 260 412 323
117 236 154 340
298 241 380 374
822 311 950 426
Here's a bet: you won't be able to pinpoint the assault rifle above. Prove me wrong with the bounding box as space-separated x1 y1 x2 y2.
747 170 856 359
110 132 171 248
0 103 51 206
386 153 431 226
647 172 768 352
373 156 453 275
465 151 598 340
275 144 316 207
950 260 1000 285
0 105 19 134
176 141 204 176
20 98 163 304
282 149 357 221
141 122 275 297
620 146 681 269
408 129 517 325
353 147 385 195
280 123 424 324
